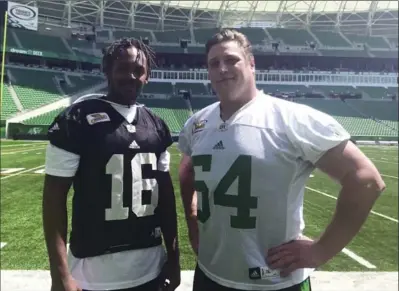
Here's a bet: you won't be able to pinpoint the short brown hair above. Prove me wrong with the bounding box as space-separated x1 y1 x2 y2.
205 29 253 59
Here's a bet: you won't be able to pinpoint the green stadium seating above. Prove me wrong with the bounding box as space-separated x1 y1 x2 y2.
142 82 173 94
113 30 152 41
345 34 390 49
14 29 70 55
311 30 350 47
191 97 217 109
267 28 314 46
193 28 220 44
154 30 191 43
136 98 190 133
67 38 93 50
345 99 398 121
10 68 63 109
334 116 397 137
295 98 397 137
359 87 397 99
235 28 267 44
62 75 104 95
23 107 66 125
175 83 208 95
311 86 362 98
1 85 19 120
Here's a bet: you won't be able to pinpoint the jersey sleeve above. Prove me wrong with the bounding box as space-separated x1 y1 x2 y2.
45 144 80 177
47 107 83 155
177 117 193 156
285 105 351 164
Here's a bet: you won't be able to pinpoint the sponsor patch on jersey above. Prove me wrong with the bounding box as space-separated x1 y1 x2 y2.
192 119 207 134
86 112 111 125
249 266 279 280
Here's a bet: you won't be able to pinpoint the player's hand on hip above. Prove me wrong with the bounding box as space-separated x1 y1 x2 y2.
160 258 181 291
51 276 82 291
266 236 326 277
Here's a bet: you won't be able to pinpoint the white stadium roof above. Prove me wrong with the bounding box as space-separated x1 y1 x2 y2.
15 0 399 37
142 1 398 13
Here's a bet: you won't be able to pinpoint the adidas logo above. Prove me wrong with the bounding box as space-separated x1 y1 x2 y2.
129 140 140 149
213 141 224 150
48 123 59 132
251 270 259 277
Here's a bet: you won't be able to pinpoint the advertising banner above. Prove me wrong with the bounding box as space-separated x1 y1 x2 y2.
7 1 38 31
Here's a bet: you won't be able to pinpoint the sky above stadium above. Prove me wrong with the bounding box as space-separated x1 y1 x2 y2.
143 0 398 13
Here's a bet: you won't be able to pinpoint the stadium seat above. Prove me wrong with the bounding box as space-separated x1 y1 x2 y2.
1 85 19 120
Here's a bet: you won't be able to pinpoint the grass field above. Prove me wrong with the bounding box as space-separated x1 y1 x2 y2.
0 140 398 273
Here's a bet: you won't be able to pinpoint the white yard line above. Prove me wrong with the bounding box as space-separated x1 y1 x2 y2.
1 143 47 148
341 248 376 269
1 165 45 180
1 168 25 174
306 187 398 223
1 242 7 249
381 174 398 179
371 159 398 165
1 146 47 155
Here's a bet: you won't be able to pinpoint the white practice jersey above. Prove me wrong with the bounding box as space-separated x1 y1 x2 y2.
178 90 350 290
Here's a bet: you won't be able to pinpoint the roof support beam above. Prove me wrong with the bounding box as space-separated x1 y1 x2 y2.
128 2 138 30
246 1 259 26
188 0 200 36
306 0 317 26
276 0 287 27
367 1 378 36
335 0 347 32
99 0 105 28
67 0 71 27
217 0 228 28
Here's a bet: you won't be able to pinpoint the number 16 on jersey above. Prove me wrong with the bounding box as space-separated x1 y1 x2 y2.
105 153 159 221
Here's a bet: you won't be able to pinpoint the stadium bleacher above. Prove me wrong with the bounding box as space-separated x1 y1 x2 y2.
1 13 397 142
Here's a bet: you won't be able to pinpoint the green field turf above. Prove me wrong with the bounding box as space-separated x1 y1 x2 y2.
0 140 398 272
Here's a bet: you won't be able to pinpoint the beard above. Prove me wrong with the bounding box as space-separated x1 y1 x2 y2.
109 81 144 105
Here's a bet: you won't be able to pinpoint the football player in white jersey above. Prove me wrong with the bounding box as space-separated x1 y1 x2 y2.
178 29 385 291
43 38 180 291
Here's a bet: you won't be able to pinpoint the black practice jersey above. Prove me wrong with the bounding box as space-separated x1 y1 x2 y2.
47 96 173 258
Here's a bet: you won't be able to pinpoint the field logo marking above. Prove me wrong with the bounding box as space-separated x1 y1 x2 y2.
1 165 45 180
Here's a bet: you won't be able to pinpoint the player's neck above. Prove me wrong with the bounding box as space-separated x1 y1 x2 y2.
219 87 257 121
106 92 136 107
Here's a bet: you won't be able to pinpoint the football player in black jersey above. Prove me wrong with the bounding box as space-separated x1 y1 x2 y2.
43 38 180 291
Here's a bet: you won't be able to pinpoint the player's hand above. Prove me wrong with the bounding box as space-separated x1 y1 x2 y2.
266 236 327 277
159 257 181 291
51 276 82 291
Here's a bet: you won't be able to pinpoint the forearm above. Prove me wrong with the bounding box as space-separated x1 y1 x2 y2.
316 171 384 261
42 196 69 281
179 166 197 220
158 173 179 261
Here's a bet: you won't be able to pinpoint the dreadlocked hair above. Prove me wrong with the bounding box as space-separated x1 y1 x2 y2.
101 38 156 80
